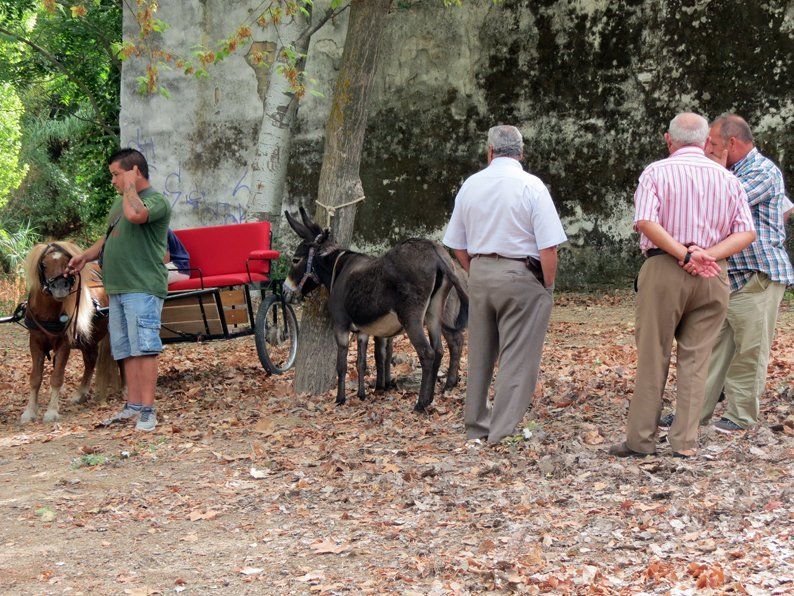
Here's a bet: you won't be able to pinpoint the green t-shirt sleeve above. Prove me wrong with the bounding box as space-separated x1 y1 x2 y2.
143 193 169 223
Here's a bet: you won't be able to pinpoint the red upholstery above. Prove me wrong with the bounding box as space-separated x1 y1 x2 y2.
169 222 279 291
167 272 270 291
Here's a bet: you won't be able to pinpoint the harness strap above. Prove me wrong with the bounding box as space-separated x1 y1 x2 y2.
329 251 347 293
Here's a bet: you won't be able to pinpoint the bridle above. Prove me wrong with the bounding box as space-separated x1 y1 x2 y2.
38 243 77 297
27 242 83 343
295 233 325 294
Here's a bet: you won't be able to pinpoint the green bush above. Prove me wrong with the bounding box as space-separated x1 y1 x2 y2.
0 219 39 275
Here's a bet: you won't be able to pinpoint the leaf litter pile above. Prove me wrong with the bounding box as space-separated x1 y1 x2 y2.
0 293 791 594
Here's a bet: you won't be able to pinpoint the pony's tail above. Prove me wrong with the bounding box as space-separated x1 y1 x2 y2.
94 335 121 402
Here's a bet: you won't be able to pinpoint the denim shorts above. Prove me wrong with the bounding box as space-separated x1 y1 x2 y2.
109 293 165 360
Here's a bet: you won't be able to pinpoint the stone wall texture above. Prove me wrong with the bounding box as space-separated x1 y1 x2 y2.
121 0 794 288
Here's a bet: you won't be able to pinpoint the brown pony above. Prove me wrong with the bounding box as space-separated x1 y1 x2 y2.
19 241 119 423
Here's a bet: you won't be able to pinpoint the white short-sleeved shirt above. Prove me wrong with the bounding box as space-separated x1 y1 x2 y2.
443 157 567 259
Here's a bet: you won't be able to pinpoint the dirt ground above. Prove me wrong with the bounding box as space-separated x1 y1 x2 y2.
0 293 792 595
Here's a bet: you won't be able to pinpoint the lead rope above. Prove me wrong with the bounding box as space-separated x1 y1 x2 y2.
314 196 366 229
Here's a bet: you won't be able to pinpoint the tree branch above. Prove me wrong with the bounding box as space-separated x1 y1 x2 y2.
0 26 117 139
54 1 122 71
297 3 351 46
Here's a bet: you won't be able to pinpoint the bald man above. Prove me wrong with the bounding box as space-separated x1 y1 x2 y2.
609 113 755 459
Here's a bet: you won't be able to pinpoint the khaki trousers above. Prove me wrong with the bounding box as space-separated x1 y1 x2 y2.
465 257 553 444
701 273 787 428
627 255 729 453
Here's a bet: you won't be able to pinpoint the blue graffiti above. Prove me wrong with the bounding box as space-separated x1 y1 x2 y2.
162 165 253 225
125 130 258 225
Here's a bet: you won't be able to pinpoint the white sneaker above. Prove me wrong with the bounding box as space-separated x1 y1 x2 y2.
135 409 157 432
102 403 140 425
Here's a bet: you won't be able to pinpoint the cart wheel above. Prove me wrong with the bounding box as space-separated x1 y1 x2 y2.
255 295 299 374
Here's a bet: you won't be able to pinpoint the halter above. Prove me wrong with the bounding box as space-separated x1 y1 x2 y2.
38 243 77 296
296 233 325 294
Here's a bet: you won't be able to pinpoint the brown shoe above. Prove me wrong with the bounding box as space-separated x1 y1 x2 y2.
608 442 655 458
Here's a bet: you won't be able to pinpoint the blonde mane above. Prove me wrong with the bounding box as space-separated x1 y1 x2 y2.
24 241 95 341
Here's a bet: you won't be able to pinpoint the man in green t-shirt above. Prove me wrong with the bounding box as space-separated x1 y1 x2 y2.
68 148 171 431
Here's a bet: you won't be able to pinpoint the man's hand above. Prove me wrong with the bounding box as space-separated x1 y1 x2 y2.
705 146 728 168
120 166 139 191
67 252 89 274
678 245 721 278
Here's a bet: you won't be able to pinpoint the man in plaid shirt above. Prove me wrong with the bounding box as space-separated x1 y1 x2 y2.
698 114 794 432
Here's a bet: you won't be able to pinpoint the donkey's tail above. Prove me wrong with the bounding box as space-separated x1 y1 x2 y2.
434 245 469 332
94 335 122 402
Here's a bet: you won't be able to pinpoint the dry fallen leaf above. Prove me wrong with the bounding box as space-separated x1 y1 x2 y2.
188 510 219 521
310 539 351 555
238 567 264 575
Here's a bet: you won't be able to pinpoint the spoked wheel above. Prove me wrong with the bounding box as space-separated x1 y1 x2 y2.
254 294 299 374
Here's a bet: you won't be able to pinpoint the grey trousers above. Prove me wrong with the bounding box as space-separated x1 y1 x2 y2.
465 256 553 443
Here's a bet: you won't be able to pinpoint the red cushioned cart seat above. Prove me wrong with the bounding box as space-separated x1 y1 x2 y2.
167 222 279 291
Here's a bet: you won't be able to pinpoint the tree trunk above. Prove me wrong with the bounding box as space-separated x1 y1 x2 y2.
248 12 311 230
293 0 392 395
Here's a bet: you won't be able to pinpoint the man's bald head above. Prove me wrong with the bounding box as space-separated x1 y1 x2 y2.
667 112 709 148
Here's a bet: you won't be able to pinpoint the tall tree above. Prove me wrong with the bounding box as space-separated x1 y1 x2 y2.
248 2 349 229
294 0 392 394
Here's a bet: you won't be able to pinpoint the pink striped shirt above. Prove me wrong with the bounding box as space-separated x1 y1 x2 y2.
634 146 754 253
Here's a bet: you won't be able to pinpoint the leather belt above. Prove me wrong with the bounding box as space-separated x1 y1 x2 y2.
473 253 527 262
645 248 667 258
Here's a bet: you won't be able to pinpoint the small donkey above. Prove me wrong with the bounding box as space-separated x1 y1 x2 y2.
284 207 468 411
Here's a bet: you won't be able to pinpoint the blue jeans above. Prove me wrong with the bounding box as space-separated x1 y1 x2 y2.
109 293 164 360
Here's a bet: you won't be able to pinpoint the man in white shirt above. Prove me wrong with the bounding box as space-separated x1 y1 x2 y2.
443 125 568 443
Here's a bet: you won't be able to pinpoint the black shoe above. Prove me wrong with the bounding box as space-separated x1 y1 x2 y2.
713 417 746 434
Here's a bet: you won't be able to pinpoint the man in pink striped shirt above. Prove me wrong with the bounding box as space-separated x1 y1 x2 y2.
609 112 755 458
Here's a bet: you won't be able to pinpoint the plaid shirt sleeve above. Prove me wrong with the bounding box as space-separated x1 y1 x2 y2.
633 169 660 228
742 165 781 208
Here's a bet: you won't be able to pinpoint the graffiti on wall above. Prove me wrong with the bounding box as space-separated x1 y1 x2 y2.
126 128 257 225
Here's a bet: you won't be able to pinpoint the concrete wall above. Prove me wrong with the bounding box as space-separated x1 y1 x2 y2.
121 0 794 287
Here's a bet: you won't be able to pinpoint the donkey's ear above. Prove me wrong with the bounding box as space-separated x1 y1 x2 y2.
285 210 311 240
300 206 323 236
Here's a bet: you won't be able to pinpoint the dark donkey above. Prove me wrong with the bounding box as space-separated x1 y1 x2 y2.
284 208 468 411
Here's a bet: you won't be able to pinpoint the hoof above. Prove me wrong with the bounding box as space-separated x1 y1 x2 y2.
335 397 347 406
442 379 459 392
43 410 61 423
70 392 89 405
20 410 36 424
413 403 428 413
357 392 367 401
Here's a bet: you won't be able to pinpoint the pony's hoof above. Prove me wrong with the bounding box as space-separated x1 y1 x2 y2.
335 397 347 406
43 410 60 423
20 410 36 424
414 403 428 413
